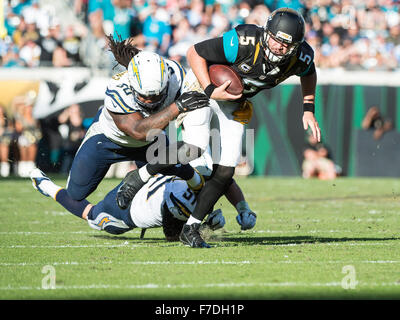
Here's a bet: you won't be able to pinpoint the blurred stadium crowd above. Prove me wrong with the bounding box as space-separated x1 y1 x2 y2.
1 0 399 178
1 0 400 71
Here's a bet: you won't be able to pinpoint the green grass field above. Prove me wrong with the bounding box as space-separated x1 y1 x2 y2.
0 176 399 300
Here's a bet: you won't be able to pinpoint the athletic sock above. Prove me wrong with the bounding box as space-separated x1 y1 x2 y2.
39 179 63 199
138 166 152 182
0 162 10 177
186 215 202 226
55 189 90 219
186 170 201 189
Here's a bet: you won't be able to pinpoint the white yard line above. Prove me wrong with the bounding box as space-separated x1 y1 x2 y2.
1 281 400 291
0 231 141 235
0 260 252 266
0 260 398 267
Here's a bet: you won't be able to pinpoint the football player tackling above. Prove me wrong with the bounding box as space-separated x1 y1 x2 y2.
65 35 209 204
117 8 320 248
30 168 226 240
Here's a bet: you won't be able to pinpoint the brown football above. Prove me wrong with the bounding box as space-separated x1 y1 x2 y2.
209 64 243 95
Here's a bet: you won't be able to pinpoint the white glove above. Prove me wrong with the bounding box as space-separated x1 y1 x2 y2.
204 209 225 231
236 211 257 230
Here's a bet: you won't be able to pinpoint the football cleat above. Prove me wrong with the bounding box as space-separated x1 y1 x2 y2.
116 169 146 209
30 168 51 197
179 223 211 248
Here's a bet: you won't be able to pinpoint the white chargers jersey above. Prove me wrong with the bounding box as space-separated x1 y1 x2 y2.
130 175 196 228
98 59 186 147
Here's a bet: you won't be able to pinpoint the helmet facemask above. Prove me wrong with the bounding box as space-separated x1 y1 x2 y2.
262 30 300 66
133 82 169 112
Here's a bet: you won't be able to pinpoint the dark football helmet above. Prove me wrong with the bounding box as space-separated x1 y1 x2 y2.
262 8 305 65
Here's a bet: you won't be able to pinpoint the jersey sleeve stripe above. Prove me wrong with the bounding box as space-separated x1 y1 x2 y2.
146 177 174 200
253 43 260 65
222 29 239 63
105 89 134 113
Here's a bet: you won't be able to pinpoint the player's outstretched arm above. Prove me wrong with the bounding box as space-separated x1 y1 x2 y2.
300 72 321 142
110 106 179 142
110 92 209 141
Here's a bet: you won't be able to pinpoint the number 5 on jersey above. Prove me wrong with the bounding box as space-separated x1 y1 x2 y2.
299 51 312 65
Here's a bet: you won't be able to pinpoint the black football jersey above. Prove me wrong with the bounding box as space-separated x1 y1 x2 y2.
194 24 315 98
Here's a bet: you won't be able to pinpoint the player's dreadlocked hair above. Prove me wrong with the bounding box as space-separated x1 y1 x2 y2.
106 33 141 69
161 204 185 242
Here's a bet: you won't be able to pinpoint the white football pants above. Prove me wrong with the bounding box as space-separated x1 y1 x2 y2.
182 102 244 167
180 72 244 167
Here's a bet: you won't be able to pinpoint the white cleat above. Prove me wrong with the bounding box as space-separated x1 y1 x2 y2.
30 168 51 197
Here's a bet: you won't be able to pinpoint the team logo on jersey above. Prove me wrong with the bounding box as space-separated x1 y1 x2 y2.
239 62 252 73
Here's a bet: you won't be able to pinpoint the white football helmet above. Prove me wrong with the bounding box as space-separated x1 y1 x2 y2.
127 51 169 111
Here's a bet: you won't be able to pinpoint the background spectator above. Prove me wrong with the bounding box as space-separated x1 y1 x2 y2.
0 105 15 177
13 96 42 177
57 104 86 174
302 132 339 180
2 0 400 71
362 106 393 140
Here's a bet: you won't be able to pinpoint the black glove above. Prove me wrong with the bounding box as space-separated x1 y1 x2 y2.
175 91 210 113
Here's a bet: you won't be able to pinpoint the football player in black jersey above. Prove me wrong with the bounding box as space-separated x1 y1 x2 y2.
178 8 321 248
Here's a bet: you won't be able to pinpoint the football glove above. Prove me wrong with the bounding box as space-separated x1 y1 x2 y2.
236 210 257 230
232 100 253 124
176 91 210 113
204 209 225 231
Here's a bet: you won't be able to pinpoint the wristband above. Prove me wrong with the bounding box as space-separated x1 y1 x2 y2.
204 83 216 98
303 103 315 113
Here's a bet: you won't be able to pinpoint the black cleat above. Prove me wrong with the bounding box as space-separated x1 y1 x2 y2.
179 223 211 248
116 169 146 209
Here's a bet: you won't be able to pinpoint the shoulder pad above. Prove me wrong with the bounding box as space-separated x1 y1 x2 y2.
294 41 315 76
165 58 186 84
104 72 136 114
222 25 261 63
235 24 262 39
